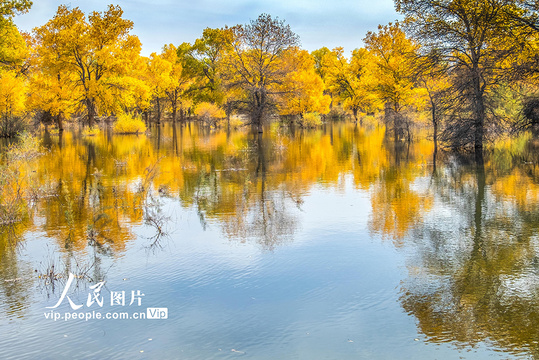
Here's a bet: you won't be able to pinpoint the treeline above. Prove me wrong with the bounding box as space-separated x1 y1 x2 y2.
2 1 539 155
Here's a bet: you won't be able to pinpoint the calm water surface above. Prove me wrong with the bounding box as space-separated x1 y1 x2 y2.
1 123 539 359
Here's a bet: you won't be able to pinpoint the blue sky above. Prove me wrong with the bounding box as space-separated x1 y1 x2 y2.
14 0 400 56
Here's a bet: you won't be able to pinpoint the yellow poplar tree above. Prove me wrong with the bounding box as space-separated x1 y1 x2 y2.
0 18 29 136
278 48 331 117
27 32 77 130
0 70 25 119
146 51 172 124
33 5 143 127
161 44 192 123
364 22 427 139
145 44 192 124
323 47 382 123
0 21 27 71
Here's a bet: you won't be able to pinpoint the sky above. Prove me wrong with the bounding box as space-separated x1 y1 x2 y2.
13 0 401 56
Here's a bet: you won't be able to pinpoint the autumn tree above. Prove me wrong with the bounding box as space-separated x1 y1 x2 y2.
414 57 452 154
33 5 143 127
0 16 27 70
0 0 30 136
364 22 426 140
0 67 26 136
146 51 171 124
27 31 75 131
177 27 236 124
323 47 381 123
395 0 536 158
145 44 192 124
311 47 331 82
0 0 31 24
161 44 191 123
277 48 330 119
225 14 300 132
188 28 233 104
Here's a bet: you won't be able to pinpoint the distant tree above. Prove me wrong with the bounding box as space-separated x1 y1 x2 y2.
225 14 300 132
0 0 31 136
0 18 27 70
180 27 236 122
188 27 233 105
0 68 26 136
277 48 331 118
364 22 426 140
33 5 143 127
161 44 191 124
146 51 171 124
322 47 381 123
311 47 331 82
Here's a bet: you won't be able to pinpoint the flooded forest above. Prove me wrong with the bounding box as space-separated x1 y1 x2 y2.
3 1 539 359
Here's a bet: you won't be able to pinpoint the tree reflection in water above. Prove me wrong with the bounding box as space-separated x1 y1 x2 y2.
397 150 539 357
1 123 539 356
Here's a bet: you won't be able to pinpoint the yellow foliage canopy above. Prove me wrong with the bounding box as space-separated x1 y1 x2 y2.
278 48 331 116
0 70 26 119
364 22 427 113
32 5 145 126
0 21 27 70
323 47 382 120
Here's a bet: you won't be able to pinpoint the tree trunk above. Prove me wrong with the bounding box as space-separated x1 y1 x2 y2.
473 94 485 157
252 89 266 133
56 111 64 132
156 97 162 125
226 100 231 129
171 90 178 124
87 99 96 128
393 105 399 141
471 59 485 160
432 103 437 155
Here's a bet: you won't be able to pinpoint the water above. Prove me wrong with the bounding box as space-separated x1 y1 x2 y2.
1 123 539 359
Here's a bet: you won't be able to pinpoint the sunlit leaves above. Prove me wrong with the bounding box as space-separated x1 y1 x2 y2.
277 48 330 116
0 69 26 119
32 5 144 125
0 21 27 70
365 22 427 114
0 0 31 19
396 0 539 150
0 17 28 131
321 47 382 121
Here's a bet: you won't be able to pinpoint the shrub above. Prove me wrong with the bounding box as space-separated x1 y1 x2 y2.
195 102 225 126
7 131 43 161
0 115 27 138
301 112 322 127
326 108 347 122
229 115 244 128
218 115 245 128
82 127 100 136
113 114 146 134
